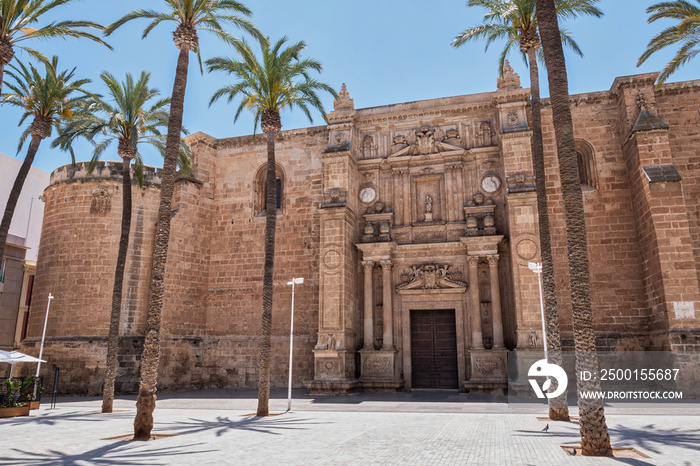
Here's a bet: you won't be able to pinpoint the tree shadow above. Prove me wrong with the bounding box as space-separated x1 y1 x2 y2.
0 410 132 427
0 440 214 465
607 423 700 455
162 414 323 437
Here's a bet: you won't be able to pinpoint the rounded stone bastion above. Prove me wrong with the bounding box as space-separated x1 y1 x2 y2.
20 161 163 395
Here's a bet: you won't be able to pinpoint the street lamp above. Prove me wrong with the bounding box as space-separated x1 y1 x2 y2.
286 277 303 412
36 293 54 377
528 263 548 362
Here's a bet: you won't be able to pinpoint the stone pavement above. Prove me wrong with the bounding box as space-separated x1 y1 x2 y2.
1 390 698 465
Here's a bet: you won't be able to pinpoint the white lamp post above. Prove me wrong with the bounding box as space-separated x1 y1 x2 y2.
36 293 54 377
286 277 303 412
528 263 548 362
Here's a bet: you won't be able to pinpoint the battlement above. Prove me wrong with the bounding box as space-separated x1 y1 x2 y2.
49 161 162 187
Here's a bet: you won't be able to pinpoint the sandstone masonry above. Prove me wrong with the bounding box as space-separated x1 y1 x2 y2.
21 70 700 395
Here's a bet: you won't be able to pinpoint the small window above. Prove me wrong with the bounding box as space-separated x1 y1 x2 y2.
575 139 598 190
254 163 285 215
0 258 5 283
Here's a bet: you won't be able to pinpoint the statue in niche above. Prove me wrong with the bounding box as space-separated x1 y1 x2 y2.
530 331 540 349
362 135 377 159
424 195 433 221
478 121 493 147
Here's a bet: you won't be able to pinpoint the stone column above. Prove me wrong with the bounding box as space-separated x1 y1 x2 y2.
380 260 394 350
362 260 375 349
488 254 504 348
468 255 483 349
402 171 411 225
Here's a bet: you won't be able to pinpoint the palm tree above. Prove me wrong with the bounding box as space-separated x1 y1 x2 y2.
53 71 190 414
637 0 700 86
0 0 111 93
535 0 611 456
104 0 263 440
207 37 337 416
0 56 90 269
452 0 602 421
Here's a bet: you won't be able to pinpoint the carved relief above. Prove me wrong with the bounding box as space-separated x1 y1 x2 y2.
327 131 349 151
321 189 348 208
315 333 338 350
507 111 520 128
506 173 536 193
529 331 541 349
362 356 392 374
473 356 505 377
390 125 463 157
396 264 467 290
91 187 111 214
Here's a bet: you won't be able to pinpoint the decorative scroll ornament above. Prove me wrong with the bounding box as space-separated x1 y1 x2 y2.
396 264 467 291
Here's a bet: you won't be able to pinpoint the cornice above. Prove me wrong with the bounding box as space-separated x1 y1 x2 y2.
609 72 660 96
354 101 496 126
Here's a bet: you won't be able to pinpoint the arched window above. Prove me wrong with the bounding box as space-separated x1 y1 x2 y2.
254 163 285 216
575 139 598 191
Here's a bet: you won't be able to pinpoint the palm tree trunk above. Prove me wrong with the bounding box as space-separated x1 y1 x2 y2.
256 129 277 417
0 62 5 95
0 135 41 263
526 47 569 422
102 157 132 413
535 0 611 455
133 47 189 441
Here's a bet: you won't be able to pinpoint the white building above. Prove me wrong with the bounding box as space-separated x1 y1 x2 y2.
0 152 50 353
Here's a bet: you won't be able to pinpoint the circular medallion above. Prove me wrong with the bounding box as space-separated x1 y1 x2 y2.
481 175 501 193
359 186 376 203
516 238 538 260
323 249 342 270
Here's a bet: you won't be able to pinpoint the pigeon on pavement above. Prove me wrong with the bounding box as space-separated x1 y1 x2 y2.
541 424 549 432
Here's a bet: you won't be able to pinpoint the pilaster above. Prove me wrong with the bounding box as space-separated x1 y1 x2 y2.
495 90 542 349
306 85 362 394
613 77 700 349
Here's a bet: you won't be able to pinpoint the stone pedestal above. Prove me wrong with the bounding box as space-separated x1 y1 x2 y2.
463 349 508 395
359 349 404 391
305 347 361 395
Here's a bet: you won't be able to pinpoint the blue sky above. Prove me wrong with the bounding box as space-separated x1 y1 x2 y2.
1 0 697 175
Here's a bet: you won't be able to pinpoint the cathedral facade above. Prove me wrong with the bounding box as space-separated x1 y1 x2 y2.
21 67 700 395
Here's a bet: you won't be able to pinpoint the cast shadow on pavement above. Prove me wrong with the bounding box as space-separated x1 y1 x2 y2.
162 414 325 437
514 422 700 466
0 440 213 466
606 423 700 455
0 409 133 427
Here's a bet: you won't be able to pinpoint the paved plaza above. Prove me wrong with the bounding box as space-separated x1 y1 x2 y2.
1 390 699 465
